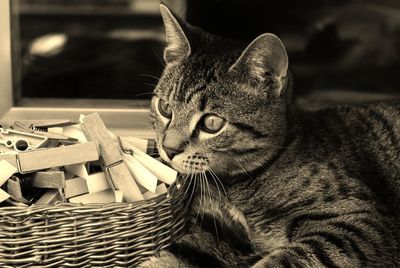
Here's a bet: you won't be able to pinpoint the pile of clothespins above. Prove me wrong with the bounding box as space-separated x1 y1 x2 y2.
0 113 177 206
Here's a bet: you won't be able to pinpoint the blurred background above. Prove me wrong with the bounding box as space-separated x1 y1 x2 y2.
11 0 400 109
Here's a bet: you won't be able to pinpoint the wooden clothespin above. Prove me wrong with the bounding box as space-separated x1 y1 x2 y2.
123 154 158 193
80 113 143 202
86 172 110 193
6 176 25 202
35 189 64 205
31 171 66 189
143 183 168 200
119 137 177 185
0 142 99 173
5 175 47 204
0 159 18 186
6 176 30 204
0 189 10 203
62 125 87 143
64 163 89 179
64 176 89 198
0 160 18 203
69 189 123 204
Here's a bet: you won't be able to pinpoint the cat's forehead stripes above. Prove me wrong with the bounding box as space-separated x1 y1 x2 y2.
167 73 185 102
184 84 206 104
169 61 218 104
189 113 204 134
198 94 208 112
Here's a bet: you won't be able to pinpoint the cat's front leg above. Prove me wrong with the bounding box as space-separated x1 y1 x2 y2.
250 243 332 268
250 204 396 267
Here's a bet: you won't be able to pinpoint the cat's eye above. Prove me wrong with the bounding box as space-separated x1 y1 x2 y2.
200 114 226 134
158 99 173 118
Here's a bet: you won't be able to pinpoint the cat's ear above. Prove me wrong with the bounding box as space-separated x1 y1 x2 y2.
160 4 191 64
229 33 288 96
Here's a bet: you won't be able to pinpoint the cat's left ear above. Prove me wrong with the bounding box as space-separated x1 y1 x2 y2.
160 4 191 64
229 33 288 96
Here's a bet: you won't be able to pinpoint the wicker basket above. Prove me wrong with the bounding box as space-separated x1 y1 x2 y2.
0 183 186 267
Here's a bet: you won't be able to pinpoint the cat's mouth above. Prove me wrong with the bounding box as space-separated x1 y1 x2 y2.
160 151 210 174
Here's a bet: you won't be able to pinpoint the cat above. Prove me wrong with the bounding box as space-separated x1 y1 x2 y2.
140 4 400 268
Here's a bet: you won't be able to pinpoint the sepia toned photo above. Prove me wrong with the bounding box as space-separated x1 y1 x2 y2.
0 0 399 267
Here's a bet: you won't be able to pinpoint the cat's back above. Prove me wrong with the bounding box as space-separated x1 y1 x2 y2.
324 99 400 170
313 99 400 213
335 99 400 149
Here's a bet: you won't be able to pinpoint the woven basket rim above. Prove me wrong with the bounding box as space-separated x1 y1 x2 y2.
0 182 181 216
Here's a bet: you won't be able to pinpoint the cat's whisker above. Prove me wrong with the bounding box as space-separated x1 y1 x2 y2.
181 174 192 197
182 174 194 213
138 74 160 81
177 174 190 207
232 158 251 177
203 172 212 203
206 170 222 203
208 168 226 196
183 172 196 215
193 173 203 225
142 82 158 88
135 92 155 97
177 173 187 186
199 173 207 224
203 171 220 244
151 48 166 68
208 168 227 197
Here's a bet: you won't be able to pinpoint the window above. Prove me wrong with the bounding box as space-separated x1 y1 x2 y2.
0 0 185 136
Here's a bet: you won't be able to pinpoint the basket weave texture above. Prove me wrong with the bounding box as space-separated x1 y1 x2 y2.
0 185 186 267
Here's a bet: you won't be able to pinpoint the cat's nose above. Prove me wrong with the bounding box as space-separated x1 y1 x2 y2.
162 145 183 160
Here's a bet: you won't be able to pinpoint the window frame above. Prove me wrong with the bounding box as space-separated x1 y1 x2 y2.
0 0 156 138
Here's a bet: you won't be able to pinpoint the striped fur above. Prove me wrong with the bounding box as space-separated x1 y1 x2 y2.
140 5 400 268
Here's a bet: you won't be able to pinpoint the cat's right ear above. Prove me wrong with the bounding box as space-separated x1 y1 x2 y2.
160 4 191 64
229 33 288 96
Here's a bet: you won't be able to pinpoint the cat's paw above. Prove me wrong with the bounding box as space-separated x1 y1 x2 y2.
138 251 188 268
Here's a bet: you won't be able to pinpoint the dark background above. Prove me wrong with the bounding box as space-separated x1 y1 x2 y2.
15 0 400 108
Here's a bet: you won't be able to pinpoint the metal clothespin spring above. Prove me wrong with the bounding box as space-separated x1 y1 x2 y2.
15 154 28 174
104 160 124 190
117 136 134 156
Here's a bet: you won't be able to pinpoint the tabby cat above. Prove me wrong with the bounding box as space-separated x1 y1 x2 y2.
140 5 400 267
